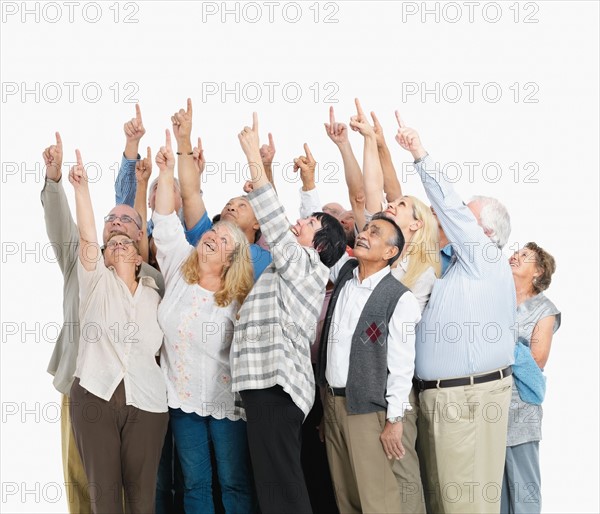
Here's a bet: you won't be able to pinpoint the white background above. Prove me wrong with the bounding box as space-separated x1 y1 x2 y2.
1 1 598 512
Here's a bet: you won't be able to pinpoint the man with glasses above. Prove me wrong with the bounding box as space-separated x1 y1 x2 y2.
41 132 163 514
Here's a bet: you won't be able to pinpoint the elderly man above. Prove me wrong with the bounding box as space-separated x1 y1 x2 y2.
41 132 164 514
316 213 421 514
395 122 515 514
232 114 347 514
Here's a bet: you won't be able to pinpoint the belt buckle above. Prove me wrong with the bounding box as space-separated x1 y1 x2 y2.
415 378 426 392
328 385 335 397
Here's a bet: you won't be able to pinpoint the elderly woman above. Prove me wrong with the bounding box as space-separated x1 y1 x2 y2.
68 150 168 514
501 242 561 514
152 131 256 514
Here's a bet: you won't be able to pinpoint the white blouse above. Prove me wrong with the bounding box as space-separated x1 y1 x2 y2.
392 255 437 313
152 211 242 421
75 260 167 413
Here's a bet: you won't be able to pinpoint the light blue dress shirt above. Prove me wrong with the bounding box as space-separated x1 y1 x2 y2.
414 155 516 380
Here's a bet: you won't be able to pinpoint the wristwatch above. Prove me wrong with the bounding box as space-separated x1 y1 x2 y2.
387 416 403 424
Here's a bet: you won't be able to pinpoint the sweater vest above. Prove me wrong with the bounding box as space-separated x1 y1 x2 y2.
316 259 409 415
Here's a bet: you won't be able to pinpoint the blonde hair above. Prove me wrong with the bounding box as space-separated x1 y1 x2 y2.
399 196 441 289
180 221 254 307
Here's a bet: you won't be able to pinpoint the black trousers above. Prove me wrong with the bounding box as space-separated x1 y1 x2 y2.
240 386 313 514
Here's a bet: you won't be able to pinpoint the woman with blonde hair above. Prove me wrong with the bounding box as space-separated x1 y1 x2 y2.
341 99 440 311
152 130 256 514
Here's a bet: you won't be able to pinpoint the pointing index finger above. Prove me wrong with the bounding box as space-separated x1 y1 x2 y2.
146 146 151 161
165 129 172 149
55 131 62 147
252 112 258 133
329 106 336 127
75 149 83 166
186 98 192 115
135 103 142 122
355 98 365 117
395 110 405 128
268 132 275 149
371 111 381 128
303 143 314 162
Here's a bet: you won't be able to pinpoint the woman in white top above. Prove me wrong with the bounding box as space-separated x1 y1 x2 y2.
68 150 168 514
152 131 256 514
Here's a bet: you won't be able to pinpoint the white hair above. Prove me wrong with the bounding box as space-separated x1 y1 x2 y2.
469 195 511 249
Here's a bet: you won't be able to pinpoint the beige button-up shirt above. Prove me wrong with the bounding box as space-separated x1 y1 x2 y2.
74 260 167 413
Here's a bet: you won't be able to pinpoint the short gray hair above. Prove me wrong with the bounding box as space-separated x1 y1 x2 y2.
470 195 511 249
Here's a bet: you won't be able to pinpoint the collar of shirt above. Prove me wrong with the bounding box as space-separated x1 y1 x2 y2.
441 243 453 257
351 264 391 289
105 265 159 291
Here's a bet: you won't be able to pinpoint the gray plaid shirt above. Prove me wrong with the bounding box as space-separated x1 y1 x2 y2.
231 184 328 417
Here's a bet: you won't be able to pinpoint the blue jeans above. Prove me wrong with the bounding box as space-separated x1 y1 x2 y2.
169 408 257 514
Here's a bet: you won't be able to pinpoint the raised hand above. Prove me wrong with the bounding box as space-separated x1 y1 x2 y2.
349 98 376 138
155 130 175 173
259 132 276 165
238 112 260 157
124 104 146 143
324 106 349 146
192 137 206 175
43 131 63 181
370 111 387 148
243 180 254 193
293 143 317 190
394 111 426 159
136 146 152 183
68 149 87 190
171 98 193 143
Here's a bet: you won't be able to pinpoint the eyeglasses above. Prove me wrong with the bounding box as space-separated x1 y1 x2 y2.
106 239 135 250
104 214 141 229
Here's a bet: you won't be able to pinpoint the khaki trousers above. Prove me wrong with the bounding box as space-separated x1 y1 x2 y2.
324 393 402 514
61 393 91 514
418 373 513 514
392 386 426 514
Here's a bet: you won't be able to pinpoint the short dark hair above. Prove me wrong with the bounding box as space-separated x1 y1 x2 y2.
371 213 404 266
312 212 347 268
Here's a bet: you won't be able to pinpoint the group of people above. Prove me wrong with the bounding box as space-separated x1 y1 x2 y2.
41 98 560 514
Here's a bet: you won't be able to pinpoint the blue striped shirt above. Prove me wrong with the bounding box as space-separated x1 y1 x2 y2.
414 156 516 380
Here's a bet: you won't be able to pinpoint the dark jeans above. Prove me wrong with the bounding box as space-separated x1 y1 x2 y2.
155 421 185 514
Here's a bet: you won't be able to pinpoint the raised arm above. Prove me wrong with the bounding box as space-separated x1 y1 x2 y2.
172 98 207 228
373 111 402 202
238 113 268 189
324 106 365 229
134 146 152 263
115 104 145 205
260 132 277 192
69 150 100 271
395 118 491 273
349 98 384 217
41 132 79 275
155 130 176 215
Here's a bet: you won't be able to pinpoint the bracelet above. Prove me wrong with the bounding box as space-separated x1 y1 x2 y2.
176 151 194 156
